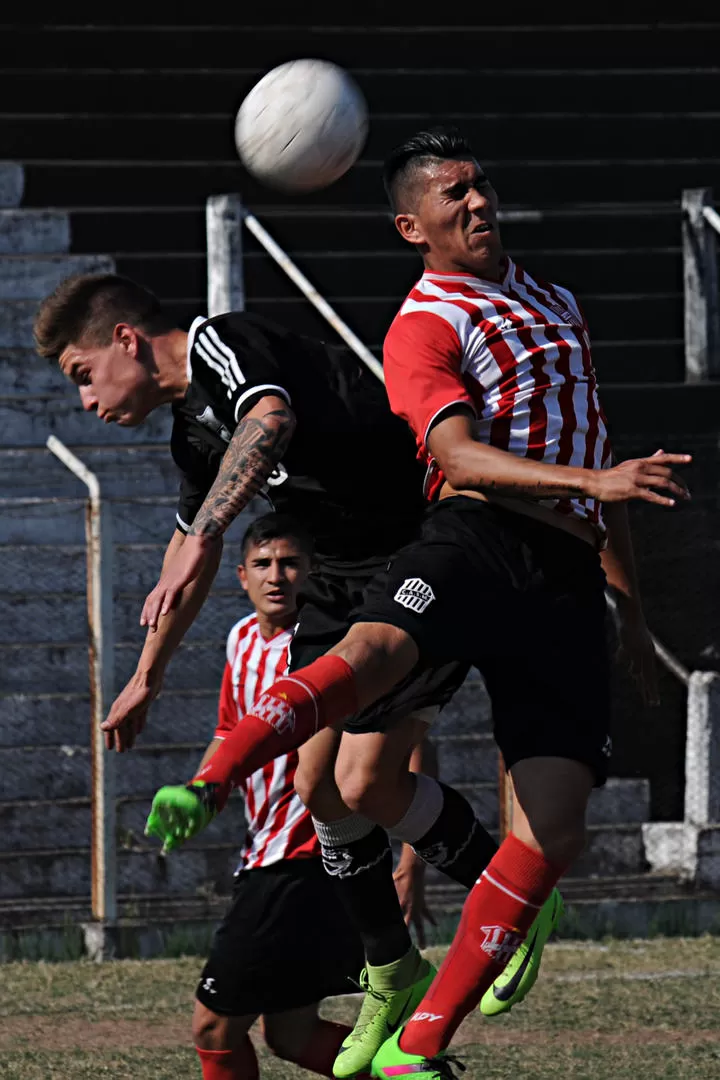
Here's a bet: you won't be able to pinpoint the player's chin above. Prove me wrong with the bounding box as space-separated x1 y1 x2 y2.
263 597 294 617
116 411 146 427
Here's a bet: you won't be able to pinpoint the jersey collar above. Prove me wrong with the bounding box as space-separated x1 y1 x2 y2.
422 257 515 291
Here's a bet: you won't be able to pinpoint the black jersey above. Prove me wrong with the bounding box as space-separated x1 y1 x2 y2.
171 312 427 566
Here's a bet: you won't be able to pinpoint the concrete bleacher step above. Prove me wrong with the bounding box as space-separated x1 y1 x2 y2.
0 163 23 209
0 494 262 545
5 112 715 164
0 778 651 862
0 844 238 901
21 156 720 209
1 446 178 497
0 254 114 299
0 590 251 644
2 23 719 69
115 245 683 300
0 348 71 395
0 743 224 802
0 689 219 746
0 639 225 692
0 498 177 544
7 67 720 118
68 203 683 257
0 396 172 446
0 540 247 593
0 209 69 254
0 820 650 902
0 795 248 853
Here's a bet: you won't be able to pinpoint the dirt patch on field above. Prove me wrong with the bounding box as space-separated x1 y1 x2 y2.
2 1013 719 1053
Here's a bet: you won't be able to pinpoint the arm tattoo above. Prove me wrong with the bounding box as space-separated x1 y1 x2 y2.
189 407 295 539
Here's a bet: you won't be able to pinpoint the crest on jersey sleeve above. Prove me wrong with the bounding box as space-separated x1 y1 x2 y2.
393 577 435 614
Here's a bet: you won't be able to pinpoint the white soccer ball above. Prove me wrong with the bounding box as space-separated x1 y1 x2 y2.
235 59 368 193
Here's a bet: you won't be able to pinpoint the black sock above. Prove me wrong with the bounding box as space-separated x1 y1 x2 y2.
413 782 498 890
320 825 412 967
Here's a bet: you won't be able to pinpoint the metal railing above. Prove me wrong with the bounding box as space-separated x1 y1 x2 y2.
45 436 117 956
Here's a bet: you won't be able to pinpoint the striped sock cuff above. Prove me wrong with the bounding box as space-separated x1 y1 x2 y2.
312 812 376 848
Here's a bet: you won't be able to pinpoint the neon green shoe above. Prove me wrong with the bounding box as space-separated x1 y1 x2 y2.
333 950 437 1079
371 1029 465 1078
144 781 217 853
480 887 564 1017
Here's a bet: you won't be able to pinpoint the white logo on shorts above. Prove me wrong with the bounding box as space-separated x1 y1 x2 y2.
393 577 435 614
601 735 613 758
202 977 217 994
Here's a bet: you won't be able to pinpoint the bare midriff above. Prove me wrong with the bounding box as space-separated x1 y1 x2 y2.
438 481 601 550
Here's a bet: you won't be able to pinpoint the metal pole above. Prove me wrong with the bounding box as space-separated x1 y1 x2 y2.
682 187 720 381
684 671 720 827
207 193 246 316
46 436 117 931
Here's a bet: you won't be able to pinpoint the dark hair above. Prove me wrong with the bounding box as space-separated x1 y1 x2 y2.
383 125 476 212
240 512 314 561
33 273 174 361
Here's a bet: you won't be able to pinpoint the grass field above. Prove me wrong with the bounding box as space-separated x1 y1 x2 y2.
2 937 719 1078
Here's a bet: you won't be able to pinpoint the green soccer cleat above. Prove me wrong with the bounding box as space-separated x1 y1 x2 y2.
480 886 564 1017
144 781 217 853
371 1029 465 1078
333 950 437 1079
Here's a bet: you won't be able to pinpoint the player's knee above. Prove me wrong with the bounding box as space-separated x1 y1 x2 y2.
192 1001 228 1050
293 762 337 816
336 760 384 816
533 820 587 867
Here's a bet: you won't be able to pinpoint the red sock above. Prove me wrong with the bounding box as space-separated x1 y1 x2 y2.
196 1039 258 1079
194 656 357 804
401 833 564 1058
283 1019 369 1078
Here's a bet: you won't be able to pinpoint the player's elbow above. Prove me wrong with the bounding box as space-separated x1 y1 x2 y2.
437 445 479 492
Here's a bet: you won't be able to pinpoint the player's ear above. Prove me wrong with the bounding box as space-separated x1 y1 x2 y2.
395 212 425 246
113 323 139 357
237 563 249 592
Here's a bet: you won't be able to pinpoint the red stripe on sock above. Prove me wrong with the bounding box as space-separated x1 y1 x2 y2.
401 834 564 1058
194 656 357 801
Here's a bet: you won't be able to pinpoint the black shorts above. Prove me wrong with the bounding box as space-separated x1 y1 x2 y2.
195 858 364 1016
352 497 612 783
289 557 470 734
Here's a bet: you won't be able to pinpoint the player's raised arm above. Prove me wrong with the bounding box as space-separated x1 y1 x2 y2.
140 395 296 631
427 410 692 506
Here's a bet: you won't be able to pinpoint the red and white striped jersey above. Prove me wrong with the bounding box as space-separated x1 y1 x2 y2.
215 613 319 871
383 259 611 533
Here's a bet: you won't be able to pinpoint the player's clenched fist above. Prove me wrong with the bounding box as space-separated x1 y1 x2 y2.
586 450 691 506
